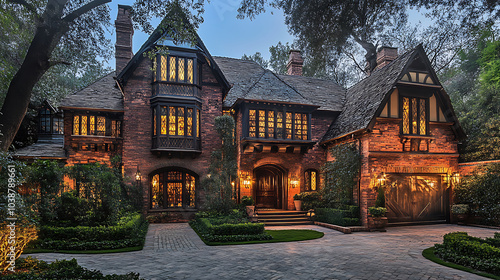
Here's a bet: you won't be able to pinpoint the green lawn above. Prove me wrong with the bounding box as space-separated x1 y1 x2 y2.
204 229 324 246
422 247 500 280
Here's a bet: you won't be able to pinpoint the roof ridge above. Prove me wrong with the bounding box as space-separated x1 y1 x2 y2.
272 71 311 102
240 69 268 99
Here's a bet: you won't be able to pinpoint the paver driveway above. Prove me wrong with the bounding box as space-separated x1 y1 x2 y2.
26 224 499 280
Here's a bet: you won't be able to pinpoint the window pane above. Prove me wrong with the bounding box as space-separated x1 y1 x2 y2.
73 116 79 135
151 174 163 209
161 56 168 81
249 110 256 137
403 97 409 134
116 121 121 137
419 99 426 135
161 106 167 135
153 108 157 136
412 98 418 134
304 171 311 191
111 120 117 137
286 112 292 139
258 110 266 138
53 118 63 134
187 59 194 84
169 107 176 135
267 110 274 138
187 108 193 136
178 107 185 136
302 114 308 140
97 117 106 136
294 113 302 139
178 58 185 82
169 56 176 82
185 174 196 208
311 171 317 191
276 112 283 139
167 182 183 207
81 116 88 135
89 116 95 135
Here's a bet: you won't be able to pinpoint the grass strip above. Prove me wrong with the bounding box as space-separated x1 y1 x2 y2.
422 247 500 280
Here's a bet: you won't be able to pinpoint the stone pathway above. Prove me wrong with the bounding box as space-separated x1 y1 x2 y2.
25 224 498 280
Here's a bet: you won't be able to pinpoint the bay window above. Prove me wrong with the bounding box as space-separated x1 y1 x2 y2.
247 108 310 140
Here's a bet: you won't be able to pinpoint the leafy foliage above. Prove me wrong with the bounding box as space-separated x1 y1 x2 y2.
434 232 500 276
454 163 500 225
321 143 361 207
294 192 322 210
368 207 387 218
375 186 385 208
315 206 360 226
201 115 237 213
241 52 269 68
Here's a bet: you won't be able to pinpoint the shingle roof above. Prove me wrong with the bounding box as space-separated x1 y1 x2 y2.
322 48 414 142
14 143 66 159
60 72 124 111
278 75 345 111
215 56 345 110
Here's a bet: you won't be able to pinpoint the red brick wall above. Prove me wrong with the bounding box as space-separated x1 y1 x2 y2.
239 110 336 210
121 58 223 213
326 118 460 228
459 159 500 176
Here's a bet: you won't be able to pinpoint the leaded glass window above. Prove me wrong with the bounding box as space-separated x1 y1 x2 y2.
150 169 197 209
304 169 318 191
276 112 283 138
246 109 310 140
97 117 106 136
73 116 79 135
81 116 88 135
154 105 200 139
402 97 428 136
249 110 256 138
187 108 193 136
89 116 95 135
267 110 275 138
286 112 292 139
72 114 120 137
40 109 51 134
158 55 195 84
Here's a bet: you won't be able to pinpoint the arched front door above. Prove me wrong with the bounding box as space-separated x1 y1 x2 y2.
254 165 286 209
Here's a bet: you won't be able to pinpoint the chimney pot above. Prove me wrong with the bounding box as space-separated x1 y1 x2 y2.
374 46 398 71
287 50 304 76
115 5 134 74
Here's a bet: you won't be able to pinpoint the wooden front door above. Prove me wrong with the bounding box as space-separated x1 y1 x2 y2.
385 174 447 223
254 166 283 209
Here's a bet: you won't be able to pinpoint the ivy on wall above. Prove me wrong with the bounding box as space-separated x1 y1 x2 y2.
321 143 361 208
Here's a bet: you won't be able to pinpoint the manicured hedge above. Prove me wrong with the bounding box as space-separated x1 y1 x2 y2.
315 207 360 226
434 232 500 275
190 217 272 243
34 213 148 250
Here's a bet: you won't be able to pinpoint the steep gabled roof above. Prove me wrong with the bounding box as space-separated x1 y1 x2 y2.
321 45 466 143
215 56 345 110
278 74 345 111
59 72 124 111
321 47 415 142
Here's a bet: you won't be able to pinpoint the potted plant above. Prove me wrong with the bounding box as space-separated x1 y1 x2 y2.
368 207 388 231
241 196 255 217
451 204 469 222
293 193 303 211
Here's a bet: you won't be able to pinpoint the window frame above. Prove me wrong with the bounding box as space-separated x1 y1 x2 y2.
72 114 122 138
400 95 429 136
150 168 198 209
154 53 201 86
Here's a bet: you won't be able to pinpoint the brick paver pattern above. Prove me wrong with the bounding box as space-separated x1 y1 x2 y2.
26 224 499 280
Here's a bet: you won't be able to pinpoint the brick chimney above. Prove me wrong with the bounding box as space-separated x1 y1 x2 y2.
115 5 134 74
374 46 398 71
287 50 304 76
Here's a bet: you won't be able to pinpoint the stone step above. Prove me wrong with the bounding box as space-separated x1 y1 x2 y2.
258 216 311 222
264 220 314 226
256 210 312 226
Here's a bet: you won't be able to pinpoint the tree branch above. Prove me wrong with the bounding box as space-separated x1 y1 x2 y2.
62 0 111 22
48 60 71 68
345 51 365 73
7 0 39 17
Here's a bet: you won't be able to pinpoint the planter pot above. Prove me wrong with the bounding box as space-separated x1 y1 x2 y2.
246 205 256 217
294 200 302 211
372 217 388 230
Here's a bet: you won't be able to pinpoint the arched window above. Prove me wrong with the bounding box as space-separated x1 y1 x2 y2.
150 168 197 209
304 169 318 191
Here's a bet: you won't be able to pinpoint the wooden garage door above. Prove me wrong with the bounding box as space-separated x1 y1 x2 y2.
385 174 448 223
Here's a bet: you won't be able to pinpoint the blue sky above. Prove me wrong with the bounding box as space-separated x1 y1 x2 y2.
108 1 295 69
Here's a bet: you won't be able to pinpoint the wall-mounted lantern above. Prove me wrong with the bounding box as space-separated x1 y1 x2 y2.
290 176 299 188
242 175 252 189
135 166 141 182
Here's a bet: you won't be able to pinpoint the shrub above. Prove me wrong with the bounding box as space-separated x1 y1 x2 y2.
451 204 469 215
3 257 143 279
368 207 386 217
434 232 500 275
454 163 500 225
375 187 385 208
315 208 361 226
295 192 322 210
241 196 254 206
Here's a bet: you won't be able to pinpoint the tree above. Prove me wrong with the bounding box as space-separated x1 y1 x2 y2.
241 52 269 68
0 0 207 151
201 115 237 213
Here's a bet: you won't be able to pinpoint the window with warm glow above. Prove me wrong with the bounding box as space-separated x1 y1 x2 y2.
72 115 121 137
156 106 198 137
304 169 318 191
158 55 194 84
246 109 309 140
150 169 197 209
402 97 427 135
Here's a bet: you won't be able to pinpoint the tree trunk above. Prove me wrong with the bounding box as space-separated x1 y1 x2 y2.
352 36 377 73
0 0 68 151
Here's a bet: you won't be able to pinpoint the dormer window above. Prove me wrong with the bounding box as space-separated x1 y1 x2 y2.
402 96 427 135
152 54 201 98
157 56 194 84
38 105 63 135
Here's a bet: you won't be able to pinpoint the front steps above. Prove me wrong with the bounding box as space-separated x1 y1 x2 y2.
257 210 313 226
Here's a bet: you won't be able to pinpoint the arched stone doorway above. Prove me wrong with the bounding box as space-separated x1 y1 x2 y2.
253 165 287 209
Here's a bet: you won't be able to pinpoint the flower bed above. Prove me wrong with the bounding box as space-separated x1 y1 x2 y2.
434 232 500 276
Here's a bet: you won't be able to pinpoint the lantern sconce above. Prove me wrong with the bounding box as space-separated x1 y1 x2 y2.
290 176 299 188
242 175 252 189
135 166 141 183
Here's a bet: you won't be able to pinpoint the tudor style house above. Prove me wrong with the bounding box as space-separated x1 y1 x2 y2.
15 5 466 228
